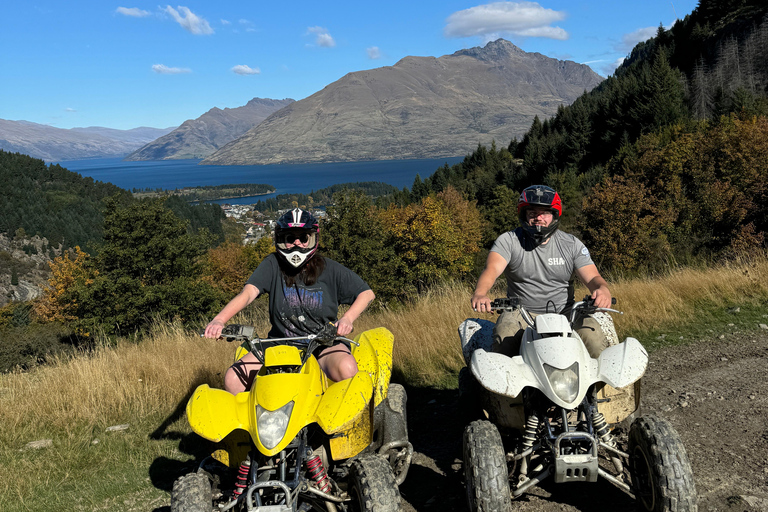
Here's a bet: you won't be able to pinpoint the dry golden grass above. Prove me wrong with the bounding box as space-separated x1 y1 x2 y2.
607 255 768 334
0 319 268 445
355 281 472 387
2 254 767 438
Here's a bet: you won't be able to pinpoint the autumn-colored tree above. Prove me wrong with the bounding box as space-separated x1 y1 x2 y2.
435 187 483 262
580 176 671 272
202 237 275 297
380 187 481 287
33 246 93 323
584 114 768 273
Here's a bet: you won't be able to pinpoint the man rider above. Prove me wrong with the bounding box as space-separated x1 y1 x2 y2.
471 185 616 357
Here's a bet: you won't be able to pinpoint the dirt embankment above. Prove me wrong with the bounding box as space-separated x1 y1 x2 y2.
397 330 768 512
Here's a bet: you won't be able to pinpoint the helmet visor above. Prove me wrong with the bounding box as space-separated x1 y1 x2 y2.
275 230 317 251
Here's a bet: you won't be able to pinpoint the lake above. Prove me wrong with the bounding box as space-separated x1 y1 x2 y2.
55 157 465 204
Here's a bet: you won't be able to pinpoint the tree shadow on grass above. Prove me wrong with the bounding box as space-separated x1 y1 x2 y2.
147 373 221 509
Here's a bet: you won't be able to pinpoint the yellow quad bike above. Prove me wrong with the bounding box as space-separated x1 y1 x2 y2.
171 324 412 512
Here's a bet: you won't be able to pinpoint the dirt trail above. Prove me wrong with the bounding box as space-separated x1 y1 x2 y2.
398 330 768 512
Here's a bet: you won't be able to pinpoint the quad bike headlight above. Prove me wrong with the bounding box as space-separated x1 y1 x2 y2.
256 401 294 449
544 362 579 403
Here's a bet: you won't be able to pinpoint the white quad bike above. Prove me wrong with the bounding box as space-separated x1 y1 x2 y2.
459 297 697 512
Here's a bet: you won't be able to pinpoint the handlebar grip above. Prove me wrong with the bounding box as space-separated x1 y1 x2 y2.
582 295 617 305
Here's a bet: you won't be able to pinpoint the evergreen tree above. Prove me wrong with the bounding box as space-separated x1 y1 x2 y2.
67 197 222 335
321 190 409 303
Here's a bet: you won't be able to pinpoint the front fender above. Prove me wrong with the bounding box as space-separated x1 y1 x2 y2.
470 349 538 398
459 318 495 367
186 385 252 443
597 337 648 388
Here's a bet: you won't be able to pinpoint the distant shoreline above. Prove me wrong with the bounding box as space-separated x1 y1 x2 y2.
132 188 276 202
192 190 276 203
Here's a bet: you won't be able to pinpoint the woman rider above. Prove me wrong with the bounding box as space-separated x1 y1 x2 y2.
204 208 376 394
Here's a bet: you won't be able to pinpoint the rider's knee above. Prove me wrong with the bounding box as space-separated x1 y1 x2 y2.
224 365 253 395
331 356 358 382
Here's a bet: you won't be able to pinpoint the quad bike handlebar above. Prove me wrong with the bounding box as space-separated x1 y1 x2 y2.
204 323 356 346
489 296 622 327
200 323 357 366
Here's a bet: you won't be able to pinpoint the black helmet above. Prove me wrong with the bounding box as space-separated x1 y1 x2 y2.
274 208 319 268
517 185 562 246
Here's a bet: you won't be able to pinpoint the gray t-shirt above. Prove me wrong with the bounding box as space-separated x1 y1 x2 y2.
491 229 594 314
246 254 371 338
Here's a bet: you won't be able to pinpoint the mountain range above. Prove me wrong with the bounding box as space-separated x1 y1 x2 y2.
124 97 294 161
201 39 603 165
0 120 174 162
2 39 603 165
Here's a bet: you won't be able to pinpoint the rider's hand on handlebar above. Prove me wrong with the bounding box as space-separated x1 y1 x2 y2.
471 293 492 313
204 319 225 339
590 286 613 309
335 317 354 337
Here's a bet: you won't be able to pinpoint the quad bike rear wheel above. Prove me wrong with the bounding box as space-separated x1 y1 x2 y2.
386 383 408 429
628 415 698 512
170 472 213 512
463 420 511 512
349 455 400 512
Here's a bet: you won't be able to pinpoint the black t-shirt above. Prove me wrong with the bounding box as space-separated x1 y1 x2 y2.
246 254 371 338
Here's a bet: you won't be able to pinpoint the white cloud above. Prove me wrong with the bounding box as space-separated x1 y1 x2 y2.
445 1 568 40
307 26 336 47
367 46 382 59
221 19 231 25
618 27 658 52
164 5 214 35
116 7 150 17
65 108 77 112
232 64 260 76
152 64 191 74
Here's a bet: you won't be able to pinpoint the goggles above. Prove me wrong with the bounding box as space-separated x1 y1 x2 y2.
276 231 311 244
275 230 317 251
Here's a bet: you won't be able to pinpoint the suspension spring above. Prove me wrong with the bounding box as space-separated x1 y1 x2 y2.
522 412 539 450
233 459 251 497
592 412 614 446
306 455 331 494
593 411 624 474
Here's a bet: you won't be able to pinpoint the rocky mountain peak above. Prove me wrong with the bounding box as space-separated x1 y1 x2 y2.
452 38 527 61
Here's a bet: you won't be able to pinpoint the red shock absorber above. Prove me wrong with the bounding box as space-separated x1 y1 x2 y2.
233 459 251 497
306 455 331 493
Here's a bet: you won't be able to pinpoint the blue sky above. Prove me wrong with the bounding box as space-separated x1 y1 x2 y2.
2 1 699 131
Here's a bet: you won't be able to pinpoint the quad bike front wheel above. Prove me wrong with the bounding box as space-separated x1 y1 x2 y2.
463 420 511 512
349 454 400 512
170 472 213 512
458 367 484 423
628 415 698 512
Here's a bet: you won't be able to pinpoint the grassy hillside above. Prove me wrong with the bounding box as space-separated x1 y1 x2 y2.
1 254 767 511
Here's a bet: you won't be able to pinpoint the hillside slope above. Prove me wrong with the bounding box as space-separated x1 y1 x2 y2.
201 39 603 165
125 97 294 161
